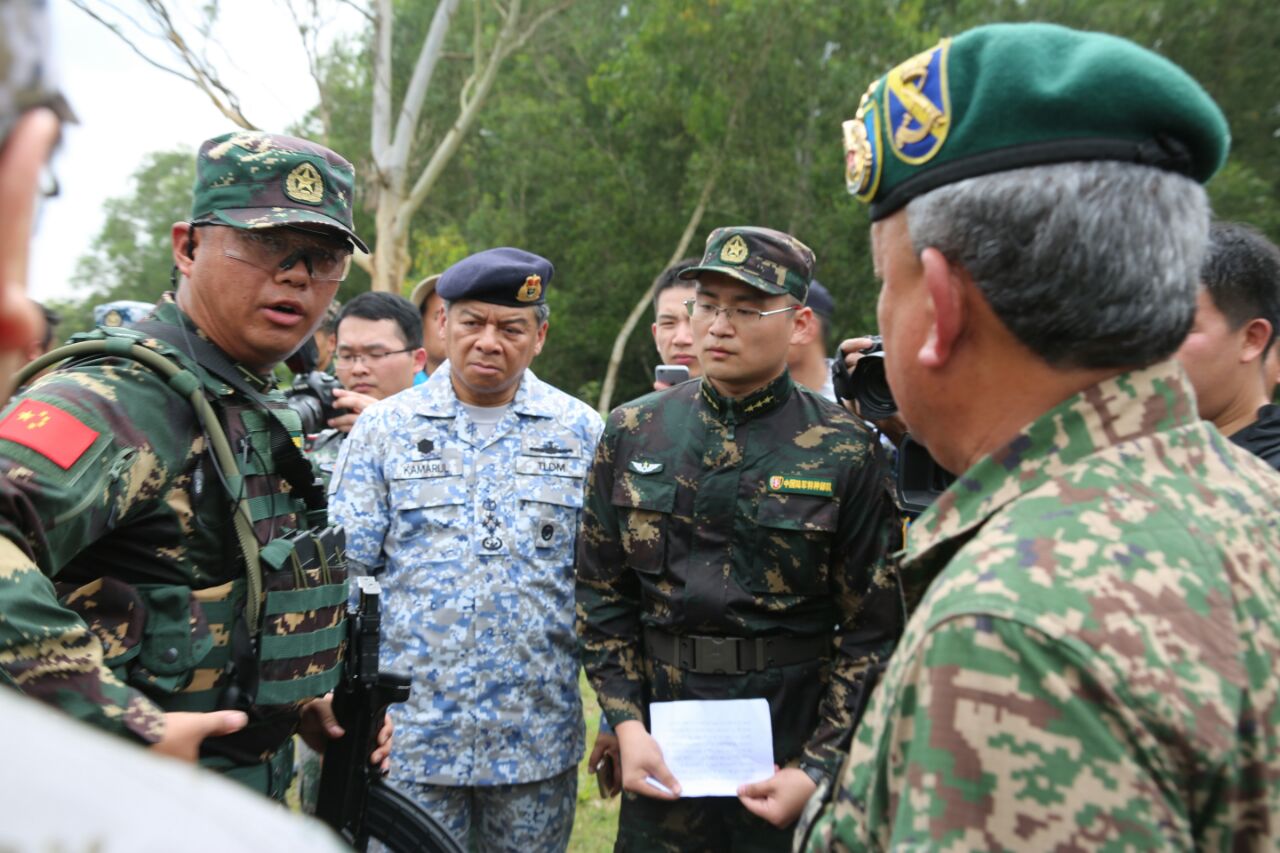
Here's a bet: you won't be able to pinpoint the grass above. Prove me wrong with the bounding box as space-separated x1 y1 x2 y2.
569 670 622 852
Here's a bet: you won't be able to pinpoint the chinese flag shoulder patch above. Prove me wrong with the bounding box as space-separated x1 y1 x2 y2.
0 399 101 469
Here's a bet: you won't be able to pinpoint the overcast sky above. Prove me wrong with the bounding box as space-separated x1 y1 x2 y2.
33 0 359 303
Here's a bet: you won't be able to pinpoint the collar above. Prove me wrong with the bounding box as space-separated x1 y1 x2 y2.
698 370 794 425
412 359 557 419
150 293 278 393
906 359 1199 562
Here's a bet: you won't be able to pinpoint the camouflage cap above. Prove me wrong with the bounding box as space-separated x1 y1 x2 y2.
190 131 368 253
843 23 1230 221
680 226 815 302
1 0 75 145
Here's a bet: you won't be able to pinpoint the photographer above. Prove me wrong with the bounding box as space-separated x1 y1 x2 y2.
305 292 426 480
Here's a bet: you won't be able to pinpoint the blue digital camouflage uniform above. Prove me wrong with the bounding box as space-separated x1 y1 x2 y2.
329 361 603 789
797 361 1280 850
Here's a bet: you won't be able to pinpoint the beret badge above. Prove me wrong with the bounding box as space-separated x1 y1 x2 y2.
886 38 951 165
516 274 543 303
843 80 883 200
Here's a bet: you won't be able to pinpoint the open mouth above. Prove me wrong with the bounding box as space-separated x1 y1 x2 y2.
263 301 306 326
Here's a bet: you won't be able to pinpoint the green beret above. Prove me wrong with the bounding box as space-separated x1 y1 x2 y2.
680 226 815 303
843 23 1230 221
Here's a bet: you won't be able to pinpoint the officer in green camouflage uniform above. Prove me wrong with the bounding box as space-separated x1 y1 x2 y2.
0 130 381 799
797 23 1280 850
577 227 902 851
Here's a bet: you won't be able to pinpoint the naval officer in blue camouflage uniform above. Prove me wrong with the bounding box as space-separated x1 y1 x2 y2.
329 247 603 852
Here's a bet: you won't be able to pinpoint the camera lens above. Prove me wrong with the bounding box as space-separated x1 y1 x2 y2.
852 355 897 421
287 393 328 435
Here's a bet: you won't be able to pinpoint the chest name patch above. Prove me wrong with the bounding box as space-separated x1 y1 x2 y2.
394 459 456 479
768 475 834 497
0 400 100 469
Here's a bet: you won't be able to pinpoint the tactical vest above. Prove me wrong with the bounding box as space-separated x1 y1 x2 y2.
16 324 348 764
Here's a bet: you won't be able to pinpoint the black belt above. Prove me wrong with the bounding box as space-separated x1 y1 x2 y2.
644 626 829 675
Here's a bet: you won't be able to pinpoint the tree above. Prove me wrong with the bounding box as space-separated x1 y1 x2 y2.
74 0 572 292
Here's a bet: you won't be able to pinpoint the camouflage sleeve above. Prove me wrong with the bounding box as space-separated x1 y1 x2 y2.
809 614 1174 851
574 419 646 727
801 441 903 778
0 364 199 743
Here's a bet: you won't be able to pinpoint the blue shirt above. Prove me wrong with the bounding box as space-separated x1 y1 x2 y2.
329 361 603 785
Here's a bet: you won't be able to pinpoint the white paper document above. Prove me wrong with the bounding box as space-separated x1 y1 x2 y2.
647 698 774 797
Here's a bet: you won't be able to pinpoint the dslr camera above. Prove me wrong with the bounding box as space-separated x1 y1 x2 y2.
831 335 896 420
286 371 343 435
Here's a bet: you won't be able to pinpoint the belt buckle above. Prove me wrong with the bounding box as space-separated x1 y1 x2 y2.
695 636 740 675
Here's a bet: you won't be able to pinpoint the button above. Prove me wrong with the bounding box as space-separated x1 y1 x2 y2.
160 647 179 664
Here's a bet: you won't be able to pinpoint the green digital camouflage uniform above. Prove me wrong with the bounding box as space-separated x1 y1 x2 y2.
577 228 902 852
0 130 364 798
798 361 1280 850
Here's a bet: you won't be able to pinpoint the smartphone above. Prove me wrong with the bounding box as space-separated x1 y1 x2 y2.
654 364 690 386
595 750 620 798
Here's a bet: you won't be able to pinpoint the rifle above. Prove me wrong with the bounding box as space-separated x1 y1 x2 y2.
316 576 462 853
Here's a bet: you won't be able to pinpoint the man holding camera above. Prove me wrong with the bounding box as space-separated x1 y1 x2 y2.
305 291 427 482
577 226 902 850
330 248 602 851
799 23 1280 851
0 130 388 798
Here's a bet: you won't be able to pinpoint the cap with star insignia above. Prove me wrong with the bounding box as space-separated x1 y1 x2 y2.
681 226 815 303
190 130 368 252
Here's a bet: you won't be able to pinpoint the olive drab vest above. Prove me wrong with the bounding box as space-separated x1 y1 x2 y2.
20 322 348 764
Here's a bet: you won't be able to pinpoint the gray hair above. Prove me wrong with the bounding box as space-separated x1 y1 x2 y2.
442 299 550 325
905 161 1210 369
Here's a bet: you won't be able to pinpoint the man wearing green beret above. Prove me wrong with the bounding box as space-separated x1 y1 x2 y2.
798 23 1280 851
577 226 902 850
0 130 389 799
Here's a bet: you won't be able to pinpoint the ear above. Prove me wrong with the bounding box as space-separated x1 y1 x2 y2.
411 347 427 373
1240 318 1272 365
172 222 196 277
918 247 965 369
789 306 817 348
533 321 548 357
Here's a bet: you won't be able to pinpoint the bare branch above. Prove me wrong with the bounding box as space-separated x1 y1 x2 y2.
334 0 374 24
283 0 334 143
386 0 463 176
370 0 393 167
69 0 200 86
501 0 574 61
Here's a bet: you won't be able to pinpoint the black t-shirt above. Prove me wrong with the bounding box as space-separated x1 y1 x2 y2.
1229 404 1280 471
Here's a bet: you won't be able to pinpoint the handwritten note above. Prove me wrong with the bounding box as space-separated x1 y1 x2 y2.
647 698 774 797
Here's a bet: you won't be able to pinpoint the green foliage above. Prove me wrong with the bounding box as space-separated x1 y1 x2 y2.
69 1 1280 404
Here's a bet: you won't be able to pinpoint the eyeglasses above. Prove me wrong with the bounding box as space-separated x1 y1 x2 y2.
219 226 353 282
684 299 798 325
335 348 414 367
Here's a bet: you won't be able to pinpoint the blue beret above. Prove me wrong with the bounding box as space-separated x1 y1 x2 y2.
437 247 553 307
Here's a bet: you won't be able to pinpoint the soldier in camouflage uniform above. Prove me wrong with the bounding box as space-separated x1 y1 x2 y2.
797 23 1280 851
330 248 603 852
576 226 902 852
0 129 389 799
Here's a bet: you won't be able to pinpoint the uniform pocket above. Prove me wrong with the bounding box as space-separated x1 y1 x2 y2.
516 475 584 564
610 475 676 575
388 476 468 563
750 493 838 595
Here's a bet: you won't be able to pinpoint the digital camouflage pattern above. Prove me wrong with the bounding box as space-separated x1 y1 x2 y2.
305 427 345 488
680 226 816 302
191 130 368 253
401 766 578 851
0 0 73 144
798 361 1280 851
576 371 902 785
329 361 603 787
0 296 345 785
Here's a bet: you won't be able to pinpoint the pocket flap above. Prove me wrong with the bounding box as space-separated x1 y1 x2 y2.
519 479 586 509
756 493 838 533
611 473 676 513
390 477 468 509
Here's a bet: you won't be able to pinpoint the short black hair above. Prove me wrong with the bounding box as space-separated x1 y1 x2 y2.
336 292 422 350
651 256 700 314
1202 221 1280 354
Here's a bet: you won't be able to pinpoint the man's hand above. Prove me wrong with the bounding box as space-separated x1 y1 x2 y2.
615 719 681 800
327 388 378 434
737 766 817 828
299 693 395 772
838 336 878 375
151 710 248 762
588 731 622 798
652 380 673 392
